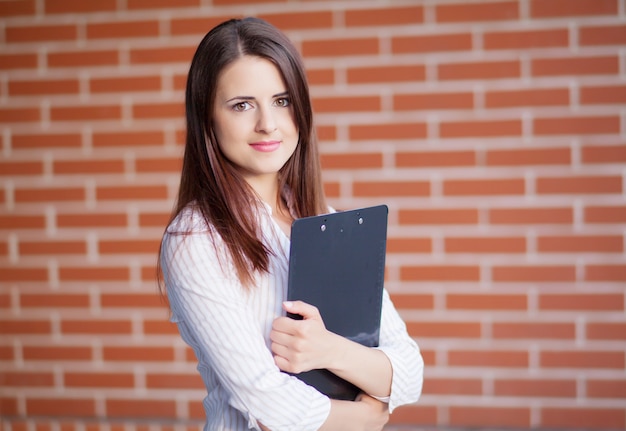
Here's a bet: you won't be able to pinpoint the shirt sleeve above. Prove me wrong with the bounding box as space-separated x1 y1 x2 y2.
161 226 330 431
375 289 424 413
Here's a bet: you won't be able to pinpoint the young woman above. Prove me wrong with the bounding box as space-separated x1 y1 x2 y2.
159 17 423 431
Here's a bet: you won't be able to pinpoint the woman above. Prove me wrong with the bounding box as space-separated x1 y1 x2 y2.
159 17 423 431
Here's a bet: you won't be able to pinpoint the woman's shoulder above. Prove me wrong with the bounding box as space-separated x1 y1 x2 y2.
166 203 211 234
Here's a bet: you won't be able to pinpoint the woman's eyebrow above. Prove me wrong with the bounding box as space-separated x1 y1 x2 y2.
225 91 288 103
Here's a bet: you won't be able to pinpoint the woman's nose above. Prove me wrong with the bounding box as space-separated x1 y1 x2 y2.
255 107 277 133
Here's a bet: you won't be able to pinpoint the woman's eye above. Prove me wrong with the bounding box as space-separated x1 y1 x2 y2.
275 97 290 107
232 102 251 112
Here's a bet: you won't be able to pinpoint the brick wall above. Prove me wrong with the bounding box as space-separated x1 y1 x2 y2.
1 0 625 430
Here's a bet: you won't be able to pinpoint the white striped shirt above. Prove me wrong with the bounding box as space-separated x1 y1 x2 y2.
161 202 424 431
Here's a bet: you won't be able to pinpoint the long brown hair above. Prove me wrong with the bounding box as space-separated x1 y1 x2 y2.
159 17 327 288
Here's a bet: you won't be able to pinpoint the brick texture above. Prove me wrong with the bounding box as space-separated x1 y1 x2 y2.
1 0 624 430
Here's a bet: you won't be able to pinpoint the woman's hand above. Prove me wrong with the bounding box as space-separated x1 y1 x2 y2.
270 301 337 374
355 393 390 431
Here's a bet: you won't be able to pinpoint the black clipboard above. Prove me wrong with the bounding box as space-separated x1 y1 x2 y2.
286 204 388 400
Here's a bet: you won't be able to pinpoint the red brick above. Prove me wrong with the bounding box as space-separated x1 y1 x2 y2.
26 398 95 416
490 207 572 224
0 215 46 229
130 46 196 65
493 322 575 339
538 235 623 252
484 28 568 49
259 11 332 30
349 122 426 140
0 0 35 17
53 159 125 175
103 346 174 362
136 157 182 173
9 78 79 96
387 237 432 253
445 236 525 253
0 268 48 282
587 379 626 398
132 102 184 119
353 181 429 197
394 92 473 110
143 320 179 335
313 96 380 113
423 378 482 395
20 293 89 308
302 37 379 57
45 0 116 14
0 107 40 123
23 346 92 361
532 56 618 76
584 206 626 223
399 208 479 225
447 294 527 310
0 161 43 176
388 405 437 425
541 408 625 429
99 239 160 254
401 265 480 281
530 0 618 18
0 320 50 334
407 321 481 338
580 24 626 45
307 68 334 86
585 264 626 281
320 153 382 170
495 378 576 397
346 6 423 26
12 133 81 149
6 24 76 43
0 397 18 415
57 213 127 228
170 16 239 36
347 65 425 84
127 0 199 9
536 175 622 194
93 131 164 147
65 372 134 388
0 372 54 387
51 105 122 122
444 178 524 196
440 119 522 138
448 350 528 367
437 1 519 22
389 293 434 309
15 187 85 202
587 322 626 341
90 76 162 93
396 150 475 168
61 320 132 334
139 212 170 227
582 144 626 163
146 373 204 389
580 84 626 104
59 267 129 282
439 60 520 80
541 350 624 369
101 293 163 308
450 406 530 428
392 33 472 54
87 20 159 39
48 50 119 68
539 293 624 311
485 88 569 107
535 115 620 135
0 53 37 70
96 185 168 201
493 265 576 282
487 147 570 166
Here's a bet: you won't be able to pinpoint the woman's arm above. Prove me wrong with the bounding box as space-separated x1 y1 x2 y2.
270 301 392 398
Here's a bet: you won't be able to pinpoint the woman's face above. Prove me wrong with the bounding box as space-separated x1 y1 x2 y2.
212 55 299 188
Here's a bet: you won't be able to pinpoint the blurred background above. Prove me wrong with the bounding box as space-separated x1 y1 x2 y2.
1 0 625 430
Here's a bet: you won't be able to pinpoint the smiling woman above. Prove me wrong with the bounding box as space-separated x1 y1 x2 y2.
158 17 423 431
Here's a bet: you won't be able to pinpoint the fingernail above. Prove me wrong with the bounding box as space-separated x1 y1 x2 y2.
283 301 293 308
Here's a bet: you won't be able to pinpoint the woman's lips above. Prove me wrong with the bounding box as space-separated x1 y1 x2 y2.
249 141 280 152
